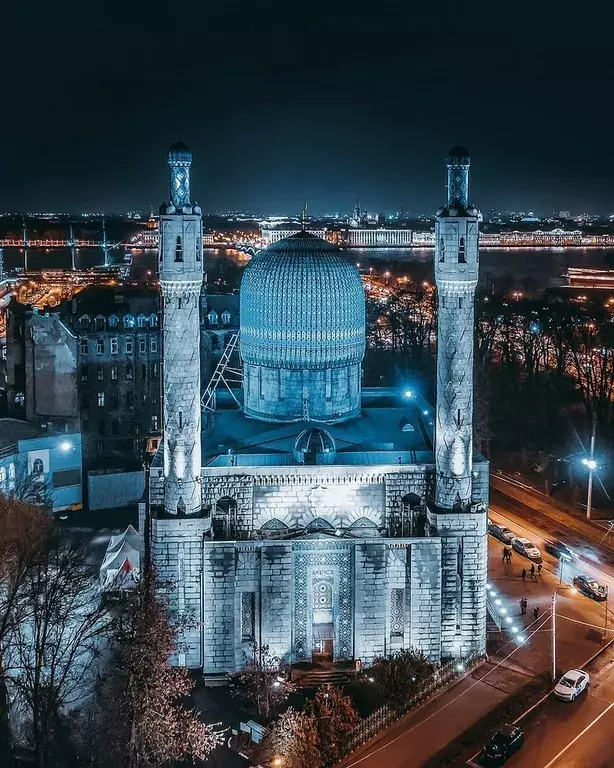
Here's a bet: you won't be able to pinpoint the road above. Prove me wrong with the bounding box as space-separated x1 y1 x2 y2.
342 487 614 768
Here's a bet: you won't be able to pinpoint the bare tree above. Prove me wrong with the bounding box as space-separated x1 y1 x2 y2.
232 641 295 719
87 566 221 768
5 528 112 768
0 497 50 767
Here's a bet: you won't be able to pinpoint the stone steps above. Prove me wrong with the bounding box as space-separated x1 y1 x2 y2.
294 668 354 688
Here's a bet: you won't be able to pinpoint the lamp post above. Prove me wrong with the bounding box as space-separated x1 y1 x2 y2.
583 414 597 521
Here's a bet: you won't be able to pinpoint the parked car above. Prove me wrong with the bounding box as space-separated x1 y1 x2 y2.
573 574 608 602
488 521 516 544
512 537 542 562
554 669 590 701
544 539 576 560
483 724 524 764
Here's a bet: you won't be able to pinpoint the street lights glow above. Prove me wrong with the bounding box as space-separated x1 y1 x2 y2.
582 458 597 471
60 441 72 452
404 389 413 399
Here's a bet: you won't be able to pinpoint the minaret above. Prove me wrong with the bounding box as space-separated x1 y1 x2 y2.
159 142 204 516
434 146 479 510
429 147 487 659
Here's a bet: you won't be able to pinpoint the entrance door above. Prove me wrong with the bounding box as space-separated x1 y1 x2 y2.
312 623 334 662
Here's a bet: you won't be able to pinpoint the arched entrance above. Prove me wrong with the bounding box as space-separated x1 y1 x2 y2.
312 572 334 663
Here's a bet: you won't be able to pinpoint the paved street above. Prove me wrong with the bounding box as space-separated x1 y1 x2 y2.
341 489 614 768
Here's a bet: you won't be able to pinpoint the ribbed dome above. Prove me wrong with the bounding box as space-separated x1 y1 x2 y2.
240 232 366 370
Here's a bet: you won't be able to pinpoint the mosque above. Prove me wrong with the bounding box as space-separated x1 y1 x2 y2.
145 143 488 674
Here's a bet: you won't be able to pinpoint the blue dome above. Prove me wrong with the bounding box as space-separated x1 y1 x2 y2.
293 428 336 465
240 232 365 370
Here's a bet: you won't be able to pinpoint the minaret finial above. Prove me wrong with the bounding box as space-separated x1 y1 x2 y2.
301 202 308 231
168 142 192 210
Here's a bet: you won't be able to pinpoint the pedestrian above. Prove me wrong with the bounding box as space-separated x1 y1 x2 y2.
522 568 527 582
523 598 528 615
519 598 524 615
538 563 543 576
507 549 513 562
502 547 507 563
534 606 539 620
530 564 536 579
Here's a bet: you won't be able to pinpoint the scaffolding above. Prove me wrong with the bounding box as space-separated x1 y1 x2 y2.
201 332 242 412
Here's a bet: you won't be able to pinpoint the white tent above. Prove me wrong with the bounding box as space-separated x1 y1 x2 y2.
100 525 141 592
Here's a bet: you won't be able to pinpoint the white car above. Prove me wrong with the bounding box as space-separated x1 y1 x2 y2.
554 669 590 701
512 537 542 562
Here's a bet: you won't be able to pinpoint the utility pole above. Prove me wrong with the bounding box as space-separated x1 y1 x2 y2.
551 590 558 683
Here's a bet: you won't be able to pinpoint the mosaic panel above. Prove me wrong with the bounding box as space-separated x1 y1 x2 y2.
292 544 353 661
241 591 255 642
390 588 405 638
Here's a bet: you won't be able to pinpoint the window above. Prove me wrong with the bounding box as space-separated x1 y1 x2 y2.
458 236 466 264
178 297 182 309
95 315 105 331
110 337 118 354
98 419 105 435
125 339 133 354
151 362 159 379
208 310 218 326
14 392 25 407
110 391 119 408
439 236 445 263
80 365 88 382
80 339 88 355
96 337 104 355
175 235 183 262
97 391 105 407
97 366 104 381
149 313 158 328
178 411 183 429
458 297 463 309
97 441 104 453
111 419 120 436
79 315 90 331
137 315 147 328
108 315 119 328
0 466 6 485
141 363 147 379
123 314 135 329
110 365 118 380
221 310 231 325
139 339 146 354
126 363 133 380
126 391 134 407
150 337 158 353
151 415 159 431
52 468 80 488
8 463 15 491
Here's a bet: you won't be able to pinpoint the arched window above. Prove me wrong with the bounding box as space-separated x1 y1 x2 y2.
261 518 289 533
208 310 218 326
137 314 147 328
108 314 119 328
221 310 231 325
123 314 135 329
94 315 106 331
149 313 158 328
79 315 90 331
32 458 44 476
306 517 334 533
439 236 445 263
458 236 466 264
175 235 183 262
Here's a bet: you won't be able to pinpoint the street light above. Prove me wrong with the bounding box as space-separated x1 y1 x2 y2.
582 413 597 521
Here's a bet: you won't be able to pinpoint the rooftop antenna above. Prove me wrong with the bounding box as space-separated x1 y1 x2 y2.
301 202 308 231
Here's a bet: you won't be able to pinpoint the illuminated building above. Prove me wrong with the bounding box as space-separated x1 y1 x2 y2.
147 146 488 672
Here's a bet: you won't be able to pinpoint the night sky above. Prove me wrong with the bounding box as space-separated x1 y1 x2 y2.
1 1 612 215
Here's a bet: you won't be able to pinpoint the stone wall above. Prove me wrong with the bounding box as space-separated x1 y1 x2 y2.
151 517 207 668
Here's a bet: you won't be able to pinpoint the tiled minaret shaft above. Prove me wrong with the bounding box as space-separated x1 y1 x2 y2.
159 143 204 516
434 148 479 510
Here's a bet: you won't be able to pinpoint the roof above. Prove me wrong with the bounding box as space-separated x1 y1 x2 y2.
0 418 47 451
202 398 435 468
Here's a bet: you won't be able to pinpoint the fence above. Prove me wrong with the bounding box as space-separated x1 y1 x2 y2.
337 651 484 763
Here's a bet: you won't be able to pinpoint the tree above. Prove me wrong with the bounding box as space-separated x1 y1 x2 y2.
87 566 220 768
232 641 295 720
6 528 113 768
0 497 50 767
257 707 322 768
304 685 358 765
369 647 435 712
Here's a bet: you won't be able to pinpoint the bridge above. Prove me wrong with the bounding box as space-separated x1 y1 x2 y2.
0 238 121 249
